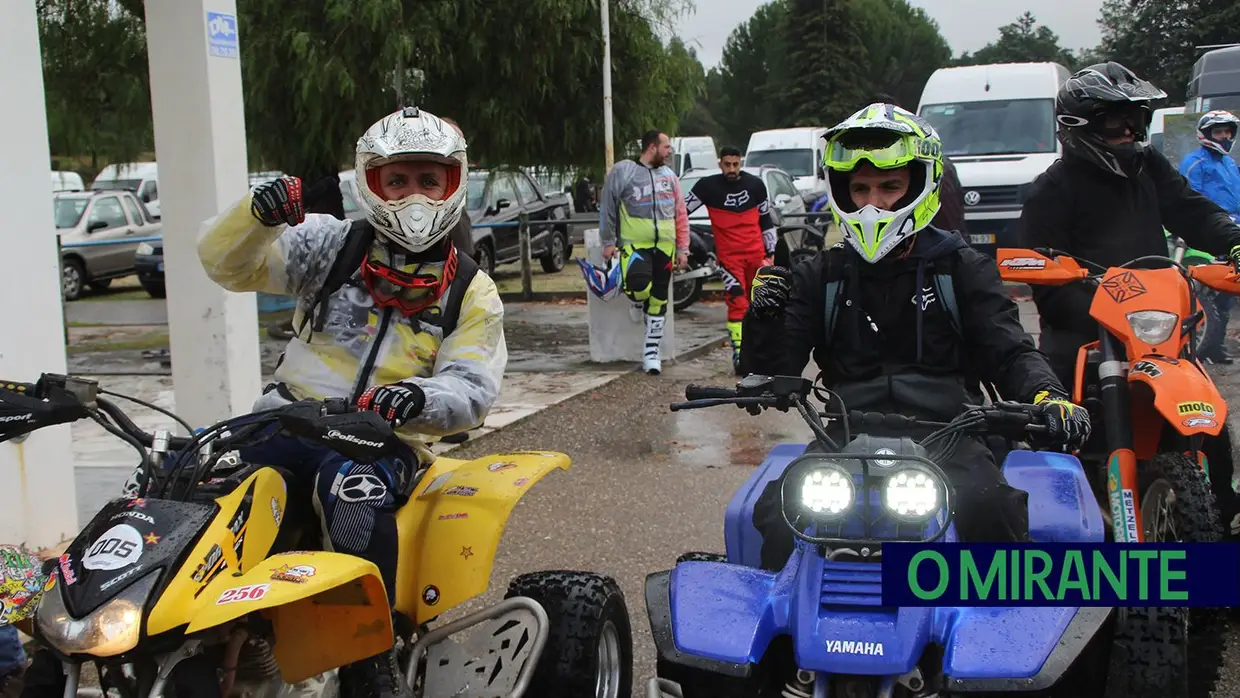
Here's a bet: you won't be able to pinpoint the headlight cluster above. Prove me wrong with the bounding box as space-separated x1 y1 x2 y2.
36 569 158 657
136 242 155 256
1126 310 1178 345
798 462 945 524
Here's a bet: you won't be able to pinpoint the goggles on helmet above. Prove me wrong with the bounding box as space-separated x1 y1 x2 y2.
824 130 934 173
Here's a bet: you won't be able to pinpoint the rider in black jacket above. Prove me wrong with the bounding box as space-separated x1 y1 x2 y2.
741 103 1091 570
1018 62 1240 536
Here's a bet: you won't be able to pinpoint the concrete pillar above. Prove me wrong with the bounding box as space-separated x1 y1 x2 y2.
144 0 262 429
0 0 78 547
584 228 676 363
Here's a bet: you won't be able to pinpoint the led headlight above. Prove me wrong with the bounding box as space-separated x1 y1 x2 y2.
800 466 854 518
136 242 155 256
884 469 943 522
36 569 158 657
1126 310 1178 345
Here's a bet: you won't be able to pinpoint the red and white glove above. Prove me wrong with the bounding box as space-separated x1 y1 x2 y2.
357 383 425 428
250 176 305 228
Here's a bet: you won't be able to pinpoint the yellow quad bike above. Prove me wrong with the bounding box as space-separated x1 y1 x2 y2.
0 374 632 698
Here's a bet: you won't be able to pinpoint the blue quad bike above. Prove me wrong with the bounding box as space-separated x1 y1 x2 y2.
644 375 1217 698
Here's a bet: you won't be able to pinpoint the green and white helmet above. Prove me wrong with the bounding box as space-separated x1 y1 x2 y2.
822 103 944 263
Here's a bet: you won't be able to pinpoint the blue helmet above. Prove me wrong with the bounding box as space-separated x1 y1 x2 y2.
575 257 622 300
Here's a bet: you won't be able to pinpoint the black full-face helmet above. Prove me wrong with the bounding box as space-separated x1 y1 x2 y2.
1055 61 1167 177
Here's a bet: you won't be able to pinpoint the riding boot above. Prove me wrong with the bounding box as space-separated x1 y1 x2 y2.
727 320 743 375
644 314 665 375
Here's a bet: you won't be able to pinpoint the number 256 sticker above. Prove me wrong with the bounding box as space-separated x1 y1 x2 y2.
216 583 269 605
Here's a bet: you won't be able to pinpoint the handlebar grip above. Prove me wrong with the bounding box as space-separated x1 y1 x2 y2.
685 385 736 401
0 380 39 397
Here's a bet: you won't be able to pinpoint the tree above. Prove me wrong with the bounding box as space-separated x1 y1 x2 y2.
852 0 952 110
1098 0 1238 103
955 12 1077 68
39 0 701 183
714 0 789 147
774 0 871 127
38 0 154 172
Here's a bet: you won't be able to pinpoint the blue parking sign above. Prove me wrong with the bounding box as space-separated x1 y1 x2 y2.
206 11 239 59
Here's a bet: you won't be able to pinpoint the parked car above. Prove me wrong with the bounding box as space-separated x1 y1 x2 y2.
54 189 160 300
51 171 85 192
133 175 366 298
92 162 160 219
466 167 573 275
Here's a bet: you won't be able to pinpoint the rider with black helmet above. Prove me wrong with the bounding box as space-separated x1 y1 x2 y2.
1018 61 1240 536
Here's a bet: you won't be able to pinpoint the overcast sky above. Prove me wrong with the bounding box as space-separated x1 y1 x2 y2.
673 0 1107 69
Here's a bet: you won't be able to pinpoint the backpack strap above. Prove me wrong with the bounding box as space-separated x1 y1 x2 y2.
433 250 480 338
820 246 848 351
300 220 376 337
931 256 962 338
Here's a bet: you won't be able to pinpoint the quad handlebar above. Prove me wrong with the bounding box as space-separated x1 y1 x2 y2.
0 374 401 501
673 375 1050 455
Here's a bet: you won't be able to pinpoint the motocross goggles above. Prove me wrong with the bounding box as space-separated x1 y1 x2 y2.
823 130 936 173
359 243 458 317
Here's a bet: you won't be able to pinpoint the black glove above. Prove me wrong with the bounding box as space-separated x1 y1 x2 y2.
0 384 89 442
749 266 793 319
250 176 305 228
1032 390 1091 451
356 383 425 428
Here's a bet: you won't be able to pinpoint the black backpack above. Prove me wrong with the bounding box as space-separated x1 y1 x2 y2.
296 219 480 340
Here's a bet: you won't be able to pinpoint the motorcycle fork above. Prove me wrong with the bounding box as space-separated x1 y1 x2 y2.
1098 332 1145 543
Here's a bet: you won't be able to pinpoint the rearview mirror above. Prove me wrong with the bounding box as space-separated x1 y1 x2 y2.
496 198 512 211
87 220 108 233
774 194 791 207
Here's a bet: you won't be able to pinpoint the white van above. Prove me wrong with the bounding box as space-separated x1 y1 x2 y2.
670 136 719 176
917 62 1071 251
1148 106 1186 152
743 127 829 200
51 171 84 192
92 162 160 219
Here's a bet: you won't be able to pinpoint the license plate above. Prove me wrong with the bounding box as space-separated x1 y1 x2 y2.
156 262 164 272
970 234 996 245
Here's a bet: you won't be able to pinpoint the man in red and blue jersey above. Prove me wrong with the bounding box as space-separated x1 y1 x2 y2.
684 146 777 373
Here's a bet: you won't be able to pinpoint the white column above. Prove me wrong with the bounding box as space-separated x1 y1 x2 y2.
0 0 78 547
144 0 262 429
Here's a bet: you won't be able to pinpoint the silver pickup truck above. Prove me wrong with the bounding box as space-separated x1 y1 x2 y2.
53 189 161 300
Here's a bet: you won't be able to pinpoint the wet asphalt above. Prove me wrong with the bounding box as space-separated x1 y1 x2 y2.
437 345 1240 697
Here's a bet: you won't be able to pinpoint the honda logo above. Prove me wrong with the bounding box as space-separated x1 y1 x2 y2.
963 190 981 206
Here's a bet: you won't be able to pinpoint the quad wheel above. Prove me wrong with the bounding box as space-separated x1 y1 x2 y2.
505 570 633 698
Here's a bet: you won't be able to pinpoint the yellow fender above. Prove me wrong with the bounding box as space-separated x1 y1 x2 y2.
148 467 289 635
393 451 571 622
187 551 392 684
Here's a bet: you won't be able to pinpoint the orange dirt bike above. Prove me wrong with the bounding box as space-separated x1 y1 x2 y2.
997 247 1240 546
998 247 1240 692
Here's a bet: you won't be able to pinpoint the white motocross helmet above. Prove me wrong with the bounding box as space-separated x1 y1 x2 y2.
354 107 468 254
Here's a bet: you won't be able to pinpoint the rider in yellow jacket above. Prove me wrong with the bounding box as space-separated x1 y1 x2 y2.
197 107 504 698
